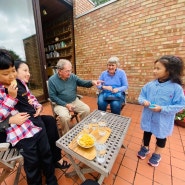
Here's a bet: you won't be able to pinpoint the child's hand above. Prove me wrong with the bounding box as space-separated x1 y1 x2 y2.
28 96 34 105
143 100 150 107
9 113 30 125
150 105 161 112
7 84 18 98
34 105 43 117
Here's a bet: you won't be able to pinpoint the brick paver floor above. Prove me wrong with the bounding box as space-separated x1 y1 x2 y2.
3 96 185 185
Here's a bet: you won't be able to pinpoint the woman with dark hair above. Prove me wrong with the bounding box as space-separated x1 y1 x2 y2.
14 59 70 169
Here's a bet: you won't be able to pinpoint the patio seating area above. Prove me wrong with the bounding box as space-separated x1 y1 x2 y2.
2 96 185 185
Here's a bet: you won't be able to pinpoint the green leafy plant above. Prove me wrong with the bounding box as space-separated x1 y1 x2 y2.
175 109 185 122
91 0 110 6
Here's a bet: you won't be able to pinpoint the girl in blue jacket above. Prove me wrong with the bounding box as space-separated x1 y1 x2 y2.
137 55 185 167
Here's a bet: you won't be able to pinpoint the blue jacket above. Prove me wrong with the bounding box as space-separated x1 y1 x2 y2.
138 80 185 138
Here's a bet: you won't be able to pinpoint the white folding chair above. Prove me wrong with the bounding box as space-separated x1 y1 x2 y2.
0 143 23 185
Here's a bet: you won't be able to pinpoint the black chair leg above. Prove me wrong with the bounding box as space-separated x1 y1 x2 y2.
71 111 79 123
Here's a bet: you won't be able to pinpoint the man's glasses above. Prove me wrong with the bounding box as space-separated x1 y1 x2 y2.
58 68 72 73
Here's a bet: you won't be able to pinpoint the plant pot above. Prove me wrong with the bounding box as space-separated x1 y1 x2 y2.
174 120 185 128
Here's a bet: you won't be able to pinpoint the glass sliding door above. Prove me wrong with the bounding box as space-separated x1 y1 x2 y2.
0 0 46 101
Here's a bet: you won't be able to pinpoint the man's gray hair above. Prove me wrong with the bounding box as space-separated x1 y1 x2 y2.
107 56 120 66
56 59 71 70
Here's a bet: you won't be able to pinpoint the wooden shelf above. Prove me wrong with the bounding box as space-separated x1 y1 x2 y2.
43 20 70 32
46 54 72 60
45 37 71 46
45 45 72 54
42 10 74 77
45 30 71 43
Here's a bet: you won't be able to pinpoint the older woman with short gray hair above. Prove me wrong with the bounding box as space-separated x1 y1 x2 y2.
97 56 128 115
107 56 120 66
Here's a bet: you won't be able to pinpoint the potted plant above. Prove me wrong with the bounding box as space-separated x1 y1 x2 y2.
175 109 185 127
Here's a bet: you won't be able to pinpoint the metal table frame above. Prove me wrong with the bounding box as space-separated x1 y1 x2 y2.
56 110 131 184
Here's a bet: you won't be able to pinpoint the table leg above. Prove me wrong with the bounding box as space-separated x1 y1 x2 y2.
65 154 86 181
65 154 105 185
98 174 105 185
121 144 126 148
66 167 95 178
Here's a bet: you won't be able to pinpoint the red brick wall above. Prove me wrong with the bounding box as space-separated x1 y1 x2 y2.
73 0 185 103
74 0 94 16
23 35 43 88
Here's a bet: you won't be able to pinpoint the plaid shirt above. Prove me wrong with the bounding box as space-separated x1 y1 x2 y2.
0 84 41 146
22 80 42 110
